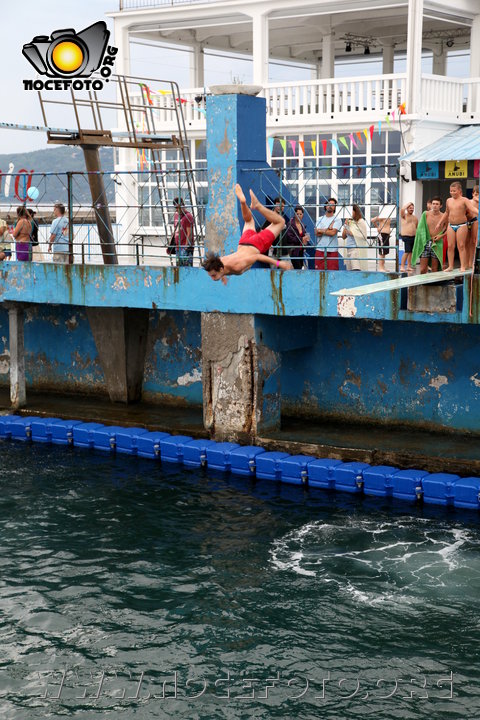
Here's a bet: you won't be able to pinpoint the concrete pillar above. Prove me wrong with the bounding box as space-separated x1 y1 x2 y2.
202 313 281 439
432 45 446 76
382 43 394 74
406 0 424 115
87 308 150 403
321 33 335 79
205 92 267 254
190 44 205 88
470 15 480 78
252 12 269 86
8 305 26 409
113 21 131 78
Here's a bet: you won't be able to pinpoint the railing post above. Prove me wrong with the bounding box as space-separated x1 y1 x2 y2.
67 171 74 264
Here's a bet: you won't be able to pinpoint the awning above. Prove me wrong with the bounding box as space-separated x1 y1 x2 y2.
401 125 480 163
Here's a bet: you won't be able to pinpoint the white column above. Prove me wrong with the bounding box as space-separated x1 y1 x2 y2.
321 33 334 79
113 21 131 78
470 15 480 77
406 0 424 115
432 44 446 76
382 43 394 74
252 12 269 86
8 305 26 410
190 45 205 88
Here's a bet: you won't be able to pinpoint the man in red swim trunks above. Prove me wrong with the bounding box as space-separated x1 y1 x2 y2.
203 184 292 284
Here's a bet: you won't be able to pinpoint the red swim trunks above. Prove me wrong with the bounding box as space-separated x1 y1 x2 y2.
238 228 275 254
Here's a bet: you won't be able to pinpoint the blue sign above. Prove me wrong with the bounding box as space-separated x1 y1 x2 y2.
416 161 439 179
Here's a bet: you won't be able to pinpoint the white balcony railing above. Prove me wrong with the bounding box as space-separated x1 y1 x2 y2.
133 74 480 135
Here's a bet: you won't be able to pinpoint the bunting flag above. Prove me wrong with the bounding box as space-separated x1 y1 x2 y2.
378 120 382 136
391 110 395 121
356 131 364 144
339 136 349 150
299 141 305 155
331 139 340 153
363 128 369 141
279 139 286 153
369 124 374 141
399 102 407 115
321 139 327 155
311 140 317 156
195 139 202 149
268 137 274 155
289 140 296 155
349 133 358 148
385 114 392 127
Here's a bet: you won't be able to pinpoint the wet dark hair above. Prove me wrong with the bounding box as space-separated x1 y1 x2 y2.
202 251 224 273
294 205 304 213
173 197 184 207
431 196 442 204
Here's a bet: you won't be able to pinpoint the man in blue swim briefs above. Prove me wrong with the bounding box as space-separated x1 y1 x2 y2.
203 184 292 284
435 181 478 271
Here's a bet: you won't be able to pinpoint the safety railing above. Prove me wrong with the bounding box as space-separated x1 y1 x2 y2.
0 165 405 271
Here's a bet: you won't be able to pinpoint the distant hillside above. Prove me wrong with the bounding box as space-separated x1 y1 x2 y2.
0 146 115 205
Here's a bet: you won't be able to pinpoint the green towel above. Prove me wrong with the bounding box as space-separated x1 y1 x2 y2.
411 211 443 268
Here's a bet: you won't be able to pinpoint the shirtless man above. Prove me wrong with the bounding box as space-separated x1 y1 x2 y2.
466 185 479 270
436 181 478 272
399 202 418 273
420 197 446 274
371 214 391 272
203 184 292 284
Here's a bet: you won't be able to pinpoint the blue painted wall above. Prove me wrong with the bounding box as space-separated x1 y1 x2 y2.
0 306 202 405
281 318 480 433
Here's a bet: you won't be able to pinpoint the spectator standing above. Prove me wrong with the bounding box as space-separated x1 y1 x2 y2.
12 207 32 262
341 204 368 271
28 209 44 262
371 214 391 272
48 203 69 264
173 197 195 267
284 205 309 269
0 222 13 261
314 198 342 270
399 202 418 273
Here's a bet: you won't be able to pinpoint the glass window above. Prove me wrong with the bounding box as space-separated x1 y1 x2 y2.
371 131 386 155
387 132 401 154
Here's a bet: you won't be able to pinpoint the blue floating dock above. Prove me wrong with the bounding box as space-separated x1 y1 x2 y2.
278 455 313 486
255 451 290 481
73 423 106 449
160 435 193 463
0 414 479 513
422 472 461 506
391 469 429 502
453 477 480 510
205 442 241 472
308 458 343 489
334 462 370 493
230 446 266 476
362 465 399 498
182 439 218 468
137 431 171 460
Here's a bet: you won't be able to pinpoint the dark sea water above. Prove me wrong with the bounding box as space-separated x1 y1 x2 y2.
1 441 479 719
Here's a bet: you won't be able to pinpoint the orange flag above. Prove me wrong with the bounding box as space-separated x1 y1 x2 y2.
299 141 305 155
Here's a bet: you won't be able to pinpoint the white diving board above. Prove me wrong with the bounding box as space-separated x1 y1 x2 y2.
331 269 470 297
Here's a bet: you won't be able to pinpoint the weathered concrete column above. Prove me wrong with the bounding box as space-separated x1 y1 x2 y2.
406 0 424 115
8 304 26 409
87 307 149 403
202 313 281 440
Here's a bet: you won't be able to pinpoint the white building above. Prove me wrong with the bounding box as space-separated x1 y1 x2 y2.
108 0 480 228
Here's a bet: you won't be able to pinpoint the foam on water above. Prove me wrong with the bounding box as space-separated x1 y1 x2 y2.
269 516 480 605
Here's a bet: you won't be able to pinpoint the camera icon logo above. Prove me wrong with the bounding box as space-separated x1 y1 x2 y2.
22 21 110 78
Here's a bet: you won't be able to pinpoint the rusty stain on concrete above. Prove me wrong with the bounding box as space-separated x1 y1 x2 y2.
217 121 232 155
270 271 285 316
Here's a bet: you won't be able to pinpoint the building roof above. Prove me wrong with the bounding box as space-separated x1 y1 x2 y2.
401 125 480 162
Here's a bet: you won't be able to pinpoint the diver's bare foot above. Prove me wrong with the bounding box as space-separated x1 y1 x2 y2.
443 266 454 272
249 189 261 210
235 183 246 204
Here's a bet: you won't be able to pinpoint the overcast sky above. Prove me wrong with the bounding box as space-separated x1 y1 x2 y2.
0 0 470 157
